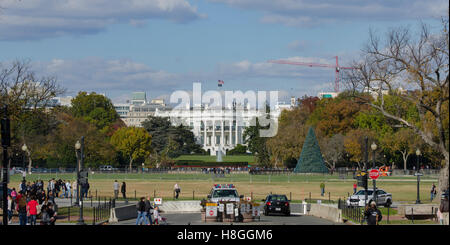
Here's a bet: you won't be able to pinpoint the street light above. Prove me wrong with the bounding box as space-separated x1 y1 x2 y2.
371 142 377 204
21 144 28 174
74 141 81 207
75 138 85 225
415 148 421 204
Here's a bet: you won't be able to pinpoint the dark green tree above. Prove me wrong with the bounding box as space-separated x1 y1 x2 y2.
142 116 203 157
71 91 120 133
294 127 329 173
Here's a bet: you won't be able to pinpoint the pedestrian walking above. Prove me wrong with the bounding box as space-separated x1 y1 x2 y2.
40 203 57 225
83 181 90 198
27 195 39 225
153 206 161 225
114 180 120 199
353 182 357 194
7 195 13 224
438 189 449 225
72 180 77 199
174 183 181 199
121 182 127 199
65 180 71 198
364 201 382 225
430 183 437 202
135 197 148 225
145 196 154 225
16 192 28 225
320 182 325 197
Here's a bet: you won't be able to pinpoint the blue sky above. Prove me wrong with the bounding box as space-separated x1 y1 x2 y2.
0 0 447 103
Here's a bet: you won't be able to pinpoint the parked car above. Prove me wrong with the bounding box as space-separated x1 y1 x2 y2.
346 189 392 207
99 165 117 171
13 167 25 174
262 194 290 216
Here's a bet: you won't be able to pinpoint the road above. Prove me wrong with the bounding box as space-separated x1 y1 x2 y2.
113 212 340 225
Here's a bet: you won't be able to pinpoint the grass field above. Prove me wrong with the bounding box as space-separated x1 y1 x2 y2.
8 172 440 204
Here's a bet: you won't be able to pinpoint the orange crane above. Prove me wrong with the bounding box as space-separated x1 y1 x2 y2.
268 56 354 93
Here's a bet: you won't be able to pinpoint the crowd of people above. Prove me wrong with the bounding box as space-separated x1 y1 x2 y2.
5 177 90 225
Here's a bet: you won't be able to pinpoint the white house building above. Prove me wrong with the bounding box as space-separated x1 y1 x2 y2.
114 92 292 156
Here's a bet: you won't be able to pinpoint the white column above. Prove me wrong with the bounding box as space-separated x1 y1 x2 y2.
221 119 224 147
203 120 207 147
229 120 233 146
235 119 238 145
212 120 215 147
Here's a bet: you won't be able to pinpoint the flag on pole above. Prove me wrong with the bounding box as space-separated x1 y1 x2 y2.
218 80 224 87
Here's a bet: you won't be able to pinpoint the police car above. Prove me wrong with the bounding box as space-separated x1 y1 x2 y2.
207 184 243 203
346 188 393 207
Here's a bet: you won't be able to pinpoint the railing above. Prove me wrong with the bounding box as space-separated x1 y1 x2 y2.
338 199 364 224
92 197 111 225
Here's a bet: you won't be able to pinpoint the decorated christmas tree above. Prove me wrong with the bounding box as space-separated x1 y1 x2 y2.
294 127 329 173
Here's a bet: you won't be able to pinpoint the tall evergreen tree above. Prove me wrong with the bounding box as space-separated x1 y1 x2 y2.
294 127 328 173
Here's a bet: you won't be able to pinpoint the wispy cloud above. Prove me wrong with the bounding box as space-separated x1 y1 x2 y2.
0 0 206 40
209 0 448 27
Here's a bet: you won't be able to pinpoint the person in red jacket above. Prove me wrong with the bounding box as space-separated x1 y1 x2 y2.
353 182 357 194
27 196 39 225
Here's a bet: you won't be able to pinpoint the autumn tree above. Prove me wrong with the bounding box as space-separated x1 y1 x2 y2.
345 19 449 198
382 128 424 171
110 127 152 171
320 133 345 170
343 128 377 169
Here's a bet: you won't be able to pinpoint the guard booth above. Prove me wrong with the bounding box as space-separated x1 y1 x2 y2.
201 201 261 223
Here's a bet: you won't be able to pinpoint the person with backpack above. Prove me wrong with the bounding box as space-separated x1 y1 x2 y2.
16 192 28 225
135 197 148 225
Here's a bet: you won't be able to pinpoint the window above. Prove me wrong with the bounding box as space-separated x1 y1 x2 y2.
268 195 288 202
212 190 238 198
355 190 374 195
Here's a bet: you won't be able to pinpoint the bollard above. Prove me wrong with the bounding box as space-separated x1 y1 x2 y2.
134 190 136 199
193 190 195 200
68 206 70 221
290 192 292 201
328 192 331 203
309 192 311 203
153 190 156 199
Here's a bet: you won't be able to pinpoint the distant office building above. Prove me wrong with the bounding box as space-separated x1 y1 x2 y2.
318 92 339 99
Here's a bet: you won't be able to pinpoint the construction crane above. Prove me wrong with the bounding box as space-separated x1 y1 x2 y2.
267 56 354 93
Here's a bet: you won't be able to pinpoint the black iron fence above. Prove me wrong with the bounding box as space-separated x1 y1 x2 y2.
338 199 364 224
92 197 111 225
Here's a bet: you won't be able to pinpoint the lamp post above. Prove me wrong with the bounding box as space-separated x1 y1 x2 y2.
371 142 377 204
415 148 421 204
21 144 28 174
75 137 85 225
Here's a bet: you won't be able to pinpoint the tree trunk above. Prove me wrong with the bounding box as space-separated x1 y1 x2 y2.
401 151 409 171
129 156 133 173
438 155 449 203
28 156 32 174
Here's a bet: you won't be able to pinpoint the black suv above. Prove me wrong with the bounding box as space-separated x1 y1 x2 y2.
262 194 290 216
